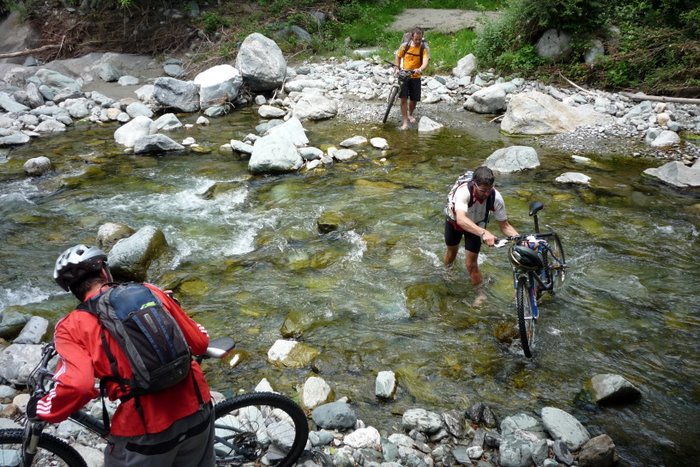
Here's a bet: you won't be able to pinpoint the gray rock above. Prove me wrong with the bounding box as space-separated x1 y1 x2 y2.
153 77 200 113
555 172 591 185
464 84 506 114
117 75 139 86
0 132 31 146
0 91 30 112
578 434 616 467
23 156 51 176
0 311 30 339
590 373 642 404
34 119 66 133
402 408 443 434
311 401 357 430
97 62 121 82
13 316 49 344
340 135 367 148
418 116 444 132
536 29 571 60
194 64 242 109
114 115 153 148
151 113 182 132
249 133 303 174
375 370 397 399
0 343 43 385
236 33 287 92
332 148 358 161
96 222 135 250
552 439 574 465
125 102 153 118
453 53 477 78
541 407 590 451
133 134 185 154
485 145 540 173
108 225 168 282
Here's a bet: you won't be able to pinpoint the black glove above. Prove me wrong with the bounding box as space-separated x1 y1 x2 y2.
26 394 43 422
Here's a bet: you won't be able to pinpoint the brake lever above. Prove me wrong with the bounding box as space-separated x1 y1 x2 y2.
494 238 509 248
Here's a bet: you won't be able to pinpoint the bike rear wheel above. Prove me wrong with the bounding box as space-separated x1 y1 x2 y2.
213 392 308 467
382 85 400 124
0 428 87 467
516 277 536 358
544 232 566 290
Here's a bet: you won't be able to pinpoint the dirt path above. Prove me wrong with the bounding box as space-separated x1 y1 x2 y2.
390 9 501 33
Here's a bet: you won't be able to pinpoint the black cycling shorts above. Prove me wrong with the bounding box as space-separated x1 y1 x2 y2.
444 218 481 254
399 77 422 102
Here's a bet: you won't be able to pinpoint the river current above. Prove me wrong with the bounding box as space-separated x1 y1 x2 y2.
1 107 698 465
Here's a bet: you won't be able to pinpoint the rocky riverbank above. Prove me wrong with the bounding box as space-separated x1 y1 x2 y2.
1 331 641 467
1 36 698 467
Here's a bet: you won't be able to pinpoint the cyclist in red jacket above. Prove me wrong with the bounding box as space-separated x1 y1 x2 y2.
27 244 215 466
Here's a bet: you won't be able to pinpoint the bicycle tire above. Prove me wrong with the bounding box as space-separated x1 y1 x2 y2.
0 428 87 467
544 232 566 290
213 392 308 467
382 85 400 124
516 277 536 358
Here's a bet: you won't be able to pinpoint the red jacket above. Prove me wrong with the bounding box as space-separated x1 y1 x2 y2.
36 283 211 437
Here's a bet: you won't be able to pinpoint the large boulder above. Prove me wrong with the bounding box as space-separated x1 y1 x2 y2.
0 344 43 385
485 146 540 173
107 225 168 282
193 64 243 109
452 53 477 78
536 29 572 61
643 161 700 188
153 77 200 113
133 134 185 154
501 91 614 135
236 33 286 91
464 84 506 114
590 373 642 405
114 115 153 148
291 92 338 121
248 133 304 174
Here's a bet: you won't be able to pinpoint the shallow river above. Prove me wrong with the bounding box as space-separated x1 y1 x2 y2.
1 107 698 465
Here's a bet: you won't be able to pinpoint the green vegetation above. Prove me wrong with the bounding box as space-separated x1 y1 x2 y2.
472 0 700 95
1 0 697 95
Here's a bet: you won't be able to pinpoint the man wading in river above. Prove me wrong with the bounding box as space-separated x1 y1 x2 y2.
394 27 430 130
443 166 518 303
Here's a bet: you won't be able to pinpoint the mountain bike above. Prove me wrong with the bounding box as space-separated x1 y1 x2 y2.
0 337 309 467
496 201 567 358
382 62 412 124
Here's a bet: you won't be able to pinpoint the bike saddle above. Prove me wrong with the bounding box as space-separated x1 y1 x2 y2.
529 201 544 216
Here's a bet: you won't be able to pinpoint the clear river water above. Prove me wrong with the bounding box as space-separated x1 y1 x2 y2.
1 107 698 466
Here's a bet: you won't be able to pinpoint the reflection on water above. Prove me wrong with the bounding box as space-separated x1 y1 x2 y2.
1 112 699 466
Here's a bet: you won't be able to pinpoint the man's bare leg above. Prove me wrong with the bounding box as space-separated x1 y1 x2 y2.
466 251 487 306
465 251 483 286
444 245 459 267
399 97 409 130
408 100 417 123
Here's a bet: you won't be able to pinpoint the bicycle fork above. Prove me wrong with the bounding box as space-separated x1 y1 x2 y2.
21 421 45 465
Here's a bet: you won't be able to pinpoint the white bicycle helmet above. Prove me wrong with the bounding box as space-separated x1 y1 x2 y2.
53 244 109 291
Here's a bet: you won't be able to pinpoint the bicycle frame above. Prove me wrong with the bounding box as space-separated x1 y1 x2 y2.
505 201 567 358
18 337 239 465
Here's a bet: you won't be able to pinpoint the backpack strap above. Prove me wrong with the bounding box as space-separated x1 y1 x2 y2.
78 296 135 433
399 40 426 68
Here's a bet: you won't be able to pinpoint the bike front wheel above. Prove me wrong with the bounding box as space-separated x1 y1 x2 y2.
516 276 536 358
382 85 400 123
544 232 566 290
213 392 308 467
0 428 87 467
